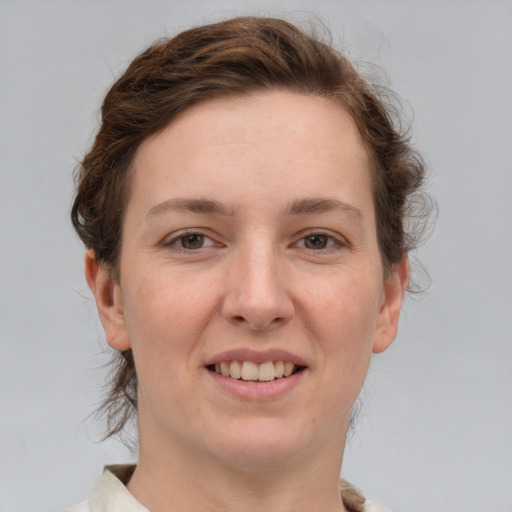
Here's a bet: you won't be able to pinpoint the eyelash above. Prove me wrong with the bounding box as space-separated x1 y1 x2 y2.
293 231 347 252
163 229 347 253
163 230 218 251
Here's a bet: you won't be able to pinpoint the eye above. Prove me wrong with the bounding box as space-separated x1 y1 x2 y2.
296 233 338 250
167 232 216 250
304 234 330 249
180 233 205 249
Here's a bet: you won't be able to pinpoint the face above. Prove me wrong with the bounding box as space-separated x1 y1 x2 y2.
87 91 407 471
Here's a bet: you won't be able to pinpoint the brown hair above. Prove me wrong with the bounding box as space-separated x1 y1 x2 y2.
71 16 429 439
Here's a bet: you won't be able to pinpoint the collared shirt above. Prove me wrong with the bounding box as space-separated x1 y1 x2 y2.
65 468 148 512
65 465 389 512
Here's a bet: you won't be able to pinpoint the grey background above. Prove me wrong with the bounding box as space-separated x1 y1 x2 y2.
1 1 511 511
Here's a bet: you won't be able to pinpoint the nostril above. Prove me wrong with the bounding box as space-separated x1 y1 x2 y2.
231 314 285 328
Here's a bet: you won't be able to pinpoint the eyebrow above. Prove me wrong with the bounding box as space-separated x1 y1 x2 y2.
145 197 363 221
146 198 233 219
286 198 363 219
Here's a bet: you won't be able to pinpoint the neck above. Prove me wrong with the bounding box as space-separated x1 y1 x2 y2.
127 424 348 512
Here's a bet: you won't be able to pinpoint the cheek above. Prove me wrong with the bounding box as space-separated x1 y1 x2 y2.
308 270 381 336
122 269 219 366
304 271 382 378
120 277 201 414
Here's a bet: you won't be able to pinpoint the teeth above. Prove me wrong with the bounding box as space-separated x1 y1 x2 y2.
241 361 259 380
212 360 300 381
220 361 229 377
230 360 241 379
258 361 275 381
283 361 294 377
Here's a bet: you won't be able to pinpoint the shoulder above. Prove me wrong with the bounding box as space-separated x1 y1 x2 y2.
64 465 147 512
363 500 391 512
64 501 90 512
339 479 390 512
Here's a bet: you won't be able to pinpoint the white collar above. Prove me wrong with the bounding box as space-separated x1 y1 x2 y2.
88 469 149 512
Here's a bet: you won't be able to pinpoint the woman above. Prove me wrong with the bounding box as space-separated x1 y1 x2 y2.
68 16 427 512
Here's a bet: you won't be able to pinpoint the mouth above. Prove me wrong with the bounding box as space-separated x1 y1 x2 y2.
206 360 306 382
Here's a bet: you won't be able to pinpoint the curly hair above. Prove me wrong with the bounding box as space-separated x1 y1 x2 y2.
71 16 430 439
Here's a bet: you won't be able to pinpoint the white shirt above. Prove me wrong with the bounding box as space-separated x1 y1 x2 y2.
66 467 389 512
65 470 148 512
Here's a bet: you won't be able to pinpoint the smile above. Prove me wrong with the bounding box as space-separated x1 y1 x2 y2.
207 360 305 382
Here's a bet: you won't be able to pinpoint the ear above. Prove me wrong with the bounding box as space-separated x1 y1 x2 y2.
84 248 132 351
372 255 409 354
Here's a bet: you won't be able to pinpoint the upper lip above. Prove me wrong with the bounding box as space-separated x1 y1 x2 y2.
204 348 308 367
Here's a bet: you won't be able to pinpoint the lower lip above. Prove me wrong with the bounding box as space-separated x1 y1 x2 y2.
205 368 306 400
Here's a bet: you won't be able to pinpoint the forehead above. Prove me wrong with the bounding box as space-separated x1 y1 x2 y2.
129 91 373 215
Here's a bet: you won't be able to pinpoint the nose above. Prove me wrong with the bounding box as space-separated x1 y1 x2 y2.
221 244 295 331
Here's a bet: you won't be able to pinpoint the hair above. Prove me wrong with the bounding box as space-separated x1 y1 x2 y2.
71 16 431 440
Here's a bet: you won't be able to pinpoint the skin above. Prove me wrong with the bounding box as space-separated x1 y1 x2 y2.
86 91 408 512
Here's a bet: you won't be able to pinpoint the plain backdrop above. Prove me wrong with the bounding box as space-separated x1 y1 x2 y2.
1 1 511 511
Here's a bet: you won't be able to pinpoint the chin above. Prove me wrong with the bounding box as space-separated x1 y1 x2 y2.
203 417 336 471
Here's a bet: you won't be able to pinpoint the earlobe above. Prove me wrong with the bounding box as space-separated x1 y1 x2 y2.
84 249 132 351
372 256 409 354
